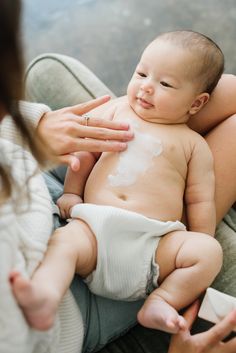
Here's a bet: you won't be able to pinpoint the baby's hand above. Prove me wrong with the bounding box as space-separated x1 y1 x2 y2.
57 193 83 219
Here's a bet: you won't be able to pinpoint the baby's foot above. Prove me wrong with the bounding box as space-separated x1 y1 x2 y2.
137 295 187 333
9 271 59 331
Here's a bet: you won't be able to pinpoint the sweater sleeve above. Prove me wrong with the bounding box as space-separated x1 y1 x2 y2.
19 100 51 130
0 138 53 276
0 102 53 272
0 101 51 145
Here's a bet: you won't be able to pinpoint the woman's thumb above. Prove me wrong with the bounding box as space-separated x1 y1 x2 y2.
59 154 81 171
182 300 201 330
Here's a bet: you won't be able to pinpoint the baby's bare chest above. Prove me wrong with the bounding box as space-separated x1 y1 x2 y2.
105 114 191 187
116 110 189 158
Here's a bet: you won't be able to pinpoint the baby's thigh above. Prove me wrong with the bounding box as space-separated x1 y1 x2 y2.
155 230 222 283
53 220 97 276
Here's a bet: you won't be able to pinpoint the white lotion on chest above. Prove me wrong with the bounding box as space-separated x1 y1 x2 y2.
108 121 163 187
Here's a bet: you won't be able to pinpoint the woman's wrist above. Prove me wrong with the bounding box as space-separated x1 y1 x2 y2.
19 100 51 131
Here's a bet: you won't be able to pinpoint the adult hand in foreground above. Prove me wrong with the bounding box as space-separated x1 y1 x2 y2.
37 95 133 170
168 301 236 353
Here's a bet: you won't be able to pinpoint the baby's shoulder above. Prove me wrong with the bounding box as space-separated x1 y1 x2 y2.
173 125 212 159
113 96 130 111
182 127 213 161
86 96 127 120
179 124 205 143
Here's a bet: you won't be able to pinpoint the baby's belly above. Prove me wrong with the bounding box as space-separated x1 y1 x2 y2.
84 150 185 221
84 178 184 222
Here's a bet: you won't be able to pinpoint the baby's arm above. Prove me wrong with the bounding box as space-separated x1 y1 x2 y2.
184 137 216 236
57 151 98 219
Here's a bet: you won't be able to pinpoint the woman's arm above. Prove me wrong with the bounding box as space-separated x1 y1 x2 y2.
188 74 236 135
187 73 236 222
184 138 216 235
205 114 236 223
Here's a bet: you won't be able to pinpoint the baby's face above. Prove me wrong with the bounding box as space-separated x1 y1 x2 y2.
127 39 201 124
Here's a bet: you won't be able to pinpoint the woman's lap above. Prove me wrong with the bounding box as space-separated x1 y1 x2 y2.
71 275 143 353
26 53 236 353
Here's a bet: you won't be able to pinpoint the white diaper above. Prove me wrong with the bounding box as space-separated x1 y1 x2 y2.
71 204 185 301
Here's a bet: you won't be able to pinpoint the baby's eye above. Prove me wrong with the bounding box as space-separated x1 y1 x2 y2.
137 72 147 77
160 81 172 88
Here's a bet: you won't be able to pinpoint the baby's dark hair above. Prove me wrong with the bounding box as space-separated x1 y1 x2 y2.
156 30 224 94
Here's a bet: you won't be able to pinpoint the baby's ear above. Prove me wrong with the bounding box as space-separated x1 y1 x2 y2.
189 93 210 115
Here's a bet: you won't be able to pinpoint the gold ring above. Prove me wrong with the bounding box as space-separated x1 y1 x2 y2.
83 114 90 126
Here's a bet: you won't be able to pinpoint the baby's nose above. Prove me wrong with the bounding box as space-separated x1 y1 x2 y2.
141 81 153 93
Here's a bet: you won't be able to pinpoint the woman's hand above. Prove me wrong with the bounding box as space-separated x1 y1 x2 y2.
36 95 133 170
168 301 236 353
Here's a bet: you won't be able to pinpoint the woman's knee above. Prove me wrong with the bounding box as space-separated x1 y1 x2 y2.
24 53 114 109
24 54 84 108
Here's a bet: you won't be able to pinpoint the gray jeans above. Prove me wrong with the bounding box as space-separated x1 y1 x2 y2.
25 53 236 353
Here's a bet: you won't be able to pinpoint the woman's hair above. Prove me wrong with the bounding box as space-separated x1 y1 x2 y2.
0 0 48 202
156 30 224 94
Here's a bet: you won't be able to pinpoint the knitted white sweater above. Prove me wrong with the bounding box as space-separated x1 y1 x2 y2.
0 102 83 353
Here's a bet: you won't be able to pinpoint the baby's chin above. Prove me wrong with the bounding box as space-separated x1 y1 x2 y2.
129 101 155 121
133 106 157 123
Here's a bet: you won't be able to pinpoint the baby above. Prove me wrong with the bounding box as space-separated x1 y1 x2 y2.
11 30 223 334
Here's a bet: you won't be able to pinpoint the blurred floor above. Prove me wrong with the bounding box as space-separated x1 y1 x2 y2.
22 0 236 96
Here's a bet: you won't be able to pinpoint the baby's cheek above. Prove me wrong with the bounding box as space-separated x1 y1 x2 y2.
127 80 136 97
127 89 135 105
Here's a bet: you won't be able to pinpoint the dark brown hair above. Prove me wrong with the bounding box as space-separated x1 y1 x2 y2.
0 0 48 203
156 30 224 94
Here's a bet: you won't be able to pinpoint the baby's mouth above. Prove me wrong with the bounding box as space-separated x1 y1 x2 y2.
137 97 154 109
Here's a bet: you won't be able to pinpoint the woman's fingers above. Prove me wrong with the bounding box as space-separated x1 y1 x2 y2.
200 309 236 346
169 305 236 353
225 336 236 353
78 115 131 130
71 124 133 141
60 138 128 154
182 300 201 330
59 154 81 171
37 96 134 162
169 301 200 344
57 136 128 170
67 95 111 115
78 139 128 152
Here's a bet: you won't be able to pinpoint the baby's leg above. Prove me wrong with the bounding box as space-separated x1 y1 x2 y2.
137 231 223 333
10 219 96 330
